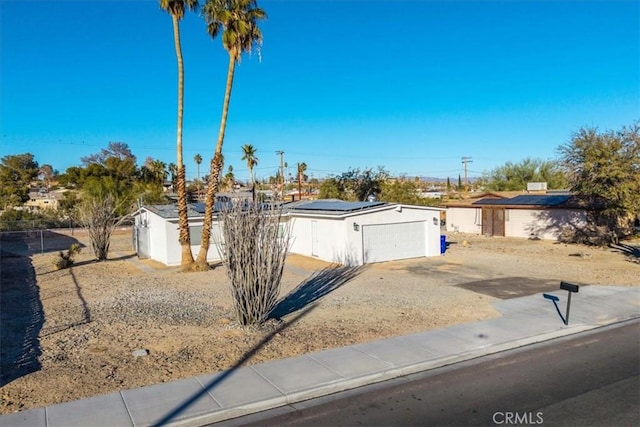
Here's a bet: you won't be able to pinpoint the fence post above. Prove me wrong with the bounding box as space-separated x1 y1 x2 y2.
40 230 44 254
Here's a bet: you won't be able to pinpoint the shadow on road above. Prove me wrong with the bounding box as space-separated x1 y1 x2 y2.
456 277 563 299
0 248 44 387
269 264 363 320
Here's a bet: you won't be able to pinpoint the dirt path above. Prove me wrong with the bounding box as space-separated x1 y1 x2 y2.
0 230 637 413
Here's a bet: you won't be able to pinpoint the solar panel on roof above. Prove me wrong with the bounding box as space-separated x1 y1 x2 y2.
472 199 507 205
291 200 385 212
473 195 571 207
192 202 206 213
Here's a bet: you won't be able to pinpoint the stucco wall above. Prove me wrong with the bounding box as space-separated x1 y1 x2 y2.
445 206 588 241
506 208 588 240
287 216 347 263
446 207 482 234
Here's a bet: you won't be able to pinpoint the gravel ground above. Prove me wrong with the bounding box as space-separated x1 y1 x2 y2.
0 229 638 414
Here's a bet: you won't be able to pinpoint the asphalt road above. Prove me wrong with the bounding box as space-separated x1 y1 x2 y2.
223 320 640 427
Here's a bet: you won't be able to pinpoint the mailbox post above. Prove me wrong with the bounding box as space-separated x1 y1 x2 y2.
543 281 580 325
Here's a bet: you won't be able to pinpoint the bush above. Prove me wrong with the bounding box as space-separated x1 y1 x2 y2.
53 243 81 270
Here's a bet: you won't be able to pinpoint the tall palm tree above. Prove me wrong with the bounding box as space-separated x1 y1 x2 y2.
168 162 178 189
241 143 258 186
194 153 203 197
195 0 267 268
159 0 199 270
297 162 307 199
150 159 168 184
194 153 203 181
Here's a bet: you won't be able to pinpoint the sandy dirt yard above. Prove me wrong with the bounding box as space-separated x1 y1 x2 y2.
1 228 638 414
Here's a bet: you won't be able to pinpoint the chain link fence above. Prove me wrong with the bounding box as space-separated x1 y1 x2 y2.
0 222 135 257
0 228 83 257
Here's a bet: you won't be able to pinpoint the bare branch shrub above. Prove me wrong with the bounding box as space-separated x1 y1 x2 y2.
77 194 129 261
217 202 291 326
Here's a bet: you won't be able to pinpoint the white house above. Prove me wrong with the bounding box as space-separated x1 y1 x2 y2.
445 193 589 240
133 200 444 267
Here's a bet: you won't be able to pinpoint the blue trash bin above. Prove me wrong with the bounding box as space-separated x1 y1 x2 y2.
440 235 446 254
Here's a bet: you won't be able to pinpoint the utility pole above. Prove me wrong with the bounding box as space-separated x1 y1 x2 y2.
297 162 302 201
461 156 473 192
276 151 284 200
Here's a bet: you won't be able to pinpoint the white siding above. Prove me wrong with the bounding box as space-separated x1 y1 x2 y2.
287 216 348 264
446 207 482 234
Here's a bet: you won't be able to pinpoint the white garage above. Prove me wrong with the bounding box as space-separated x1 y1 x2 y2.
284 200 444 266
134 199 444 267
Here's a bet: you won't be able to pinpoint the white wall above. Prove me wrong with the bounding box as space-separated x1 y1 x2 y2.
506 208 587 240
348 206 442 258
446 207 482 234
287 216 348 264
138 209 222 267
289 206 443 265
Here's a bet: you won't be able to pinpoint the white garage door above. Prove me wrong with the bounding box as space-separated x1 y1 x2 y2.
363 221 426 263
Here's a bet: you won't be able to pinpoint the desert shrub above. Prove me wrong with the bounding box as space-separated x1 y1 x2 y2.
53 243 81 270
217 202 290 326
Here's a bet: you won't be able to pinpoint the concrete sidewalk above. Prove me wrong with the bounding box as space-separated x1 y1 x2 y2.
2 285 639 427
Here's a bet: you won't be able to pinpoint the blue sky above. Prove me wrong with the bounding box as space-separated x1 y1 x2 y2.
1 0 638 182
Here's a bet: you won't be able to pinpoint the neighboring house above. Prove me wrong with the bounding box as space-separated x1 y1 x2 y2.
24 189 62 212
133 199 444 267
444 192 589 240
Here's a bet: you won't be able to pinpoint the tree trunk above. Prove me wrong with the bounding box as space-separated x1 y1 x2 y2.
195 53 237 269
172 14 194 270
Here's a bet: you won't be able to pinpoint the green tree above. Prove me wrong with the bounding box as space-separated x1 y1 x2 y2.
241 144 258 186
379 178 422 205
0 153 39 209
318 177 344 199
297 162 307 182
168 163 178 188
446 177 451 193
194 153 203 181
558 123 640 242
160 0 199 270
483 157 567 191
224 165 235 190
318 167 389 201
196 0 267 269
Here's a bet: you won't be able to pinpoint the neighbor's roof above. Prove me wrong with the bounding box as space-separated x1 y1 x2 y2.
142 201 231 219
473 194 572 207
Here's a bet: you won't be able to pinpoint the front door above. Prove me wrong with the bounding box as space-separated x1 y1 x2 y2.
482 208 505 237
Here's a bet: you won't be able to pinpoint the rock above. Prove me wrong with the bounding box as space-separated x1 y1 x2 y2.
132 349 149 357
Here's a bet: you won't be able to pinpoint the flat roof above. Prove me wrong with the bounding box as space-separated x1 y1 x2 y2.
284 199 387 213
473 194 573 207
